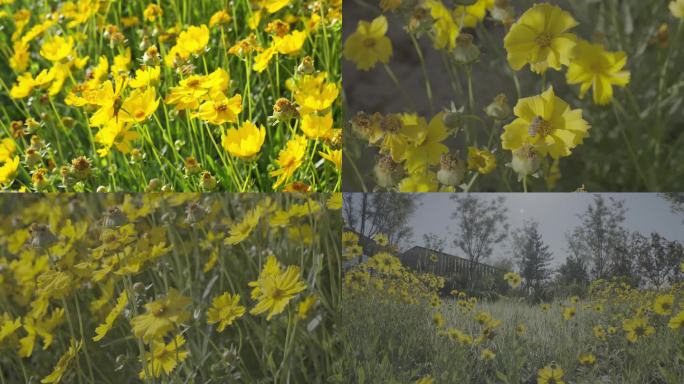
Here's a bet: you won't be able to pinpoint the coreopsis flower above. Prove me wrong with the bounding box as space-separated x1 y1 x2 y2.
253 44 277 72
263 0 292 13
467 147 496 174
130 289 192 343
480 348 496 360
343 15 392 71
40 35 74 62
669 310 684 329
671 0 684 18
622 316 655 342
0 156 20 186
402 112 449 174
301 112 334 140
319 148 341 171
297 295 317 319
176 24 210 57
566 40 630 105
93 291 128 341
275 30 307 55
653 294 674 316
129 66 160 89
501 87 589 159
398 172 439 192
95 120 139 156
10 69 53 99
289 72 339 113
209 10 232 27
10 41 29 72
143 4 163 21
504 3 578 74
118 88 159 123
249 258 307 320
207 292 246 332
503 272 522 288
221 121 266 159
225 207 262 245
537 365 565 384
270 135 308 190
578 353 596 365
41 338 82 384
425 0 460 51
195 93 242 125
139 335 188 379
453 0 494 29
562 306 576 321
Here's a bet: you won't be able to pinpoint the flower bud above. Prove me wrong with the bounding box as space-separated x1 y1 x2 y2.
437 153 466 186
510 144 541 177
200 171 217 191
31 168 50 190
453 34 480 64
484 94 512 120
374 155 404 188
70 156 92 180
103 207 128 228
296 56 315 75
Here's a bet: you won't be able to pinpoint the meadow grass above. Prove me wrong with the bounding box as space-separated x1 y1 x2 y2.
0 0 342 192
0 193 342 383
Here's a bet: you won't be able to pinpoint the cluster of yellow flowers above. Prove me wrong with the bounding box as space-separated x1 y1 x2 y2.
341 0 684 192
0 0 342 191
0 193 341 382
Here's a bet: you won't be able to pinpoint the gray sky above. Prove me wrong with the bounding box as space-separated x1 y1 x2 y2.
352 193 684 268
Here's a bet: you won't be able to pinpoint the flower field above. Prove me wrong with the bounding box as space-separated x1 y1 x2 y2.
343 0 684 192
0 0 341 192
342 247 684 383
0 193 342 382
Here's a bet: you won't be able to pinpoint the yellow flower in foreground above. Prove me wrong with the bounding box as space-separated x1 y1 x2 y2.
222 121 266 159
196 93 242 125
95 120 140 156
467 147 496 174
403 112 449 174
671 0 684 18
622 316 655 342
453 0 493 29
504 3 577 74
253 44 277 72
0 139 16 163
290 73 339 113
249 259 307 320
343 15 392 71
503 272 522 288
139 334 188 379
578 353 596 365
130 289 192 343
297 295 317 319
270 135 308 190
119 88 159 123
537 365 565 384
501 87 589 159
207 292 246 332
40 35 74 62
264 0 292 13
319 148 341 171
129 66 161 89
669 310 684 329
93 291 128 341
562 306 576 321
275 30 307 55
425 0 459 51
567 40 630 105
654 294 674 316
398 172 438 192
176 24 210 56
41 338 82 384
0 156 20 186
209 10 232 27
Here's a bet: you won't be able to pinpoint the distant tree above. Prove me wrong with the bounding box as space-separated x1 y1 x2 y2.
662 193 684 222
343 193 359 229
632 232 684 288
566 195 629 279
511 219 553 295
556 255 589 287
422 233 446 253
449 195 509 291
491 257 515 272
345 194 420 248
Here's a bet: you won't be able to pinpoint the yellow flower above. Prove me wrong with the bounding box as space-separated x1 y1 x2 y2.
301 112 334 140
425 0 460 51
222 121 266 159
537 365 565 384
622 316 655 342
207 292 246 332
453 0 494 29
415 375 434 384
176 25 210 57
275 30 307 55
326 193 342 210
516 323 527 336
319 148 341 171
654 294 674 316
95 120 140 156
10 41 29 72
467 147 496 174
41 338 82 384
209 10 232 27
297 295 317 319
10 69 53 99
669 310 684 329
129 66 160 89
263 0 291 13
0 138 17 163
343 15 392 70
562 306 576 321
290 73 339 113
671 0 684 18
0 156 20 186
501 87 590 159
139 334 188 379
403 112 449 174
398 172 439 192
270 135 308 190
93 291 128 342
225 207 262 245
481 348 496 360
130 289 192 343
119 88 159 123
143 4 163 22
566 40 630 105
578 353 596 365
253 44 277 72
504 3 577 74
503 272 522 288
372 233 389 247
195 93 242 125
40 35 74 62
249 262 307 320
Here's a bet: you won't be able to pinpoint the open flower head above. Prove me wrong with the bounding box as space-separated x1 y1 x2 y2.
343 15 392 71
504 3 578 74
566 40 630 105
222 121 266 159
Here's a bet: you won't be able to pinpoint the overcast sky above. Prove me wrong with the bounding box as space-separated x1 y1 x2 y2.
348 193 684 267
